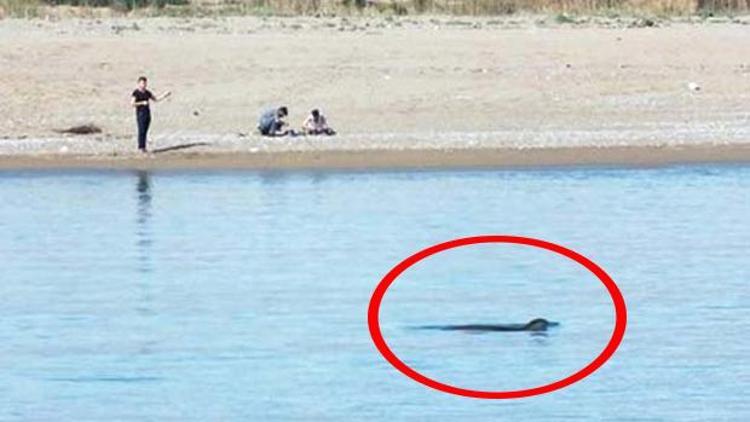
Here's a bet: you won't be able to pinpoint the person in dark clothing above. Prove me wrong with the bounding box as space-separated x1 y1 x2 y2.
258 106 290 137
131 76 171 152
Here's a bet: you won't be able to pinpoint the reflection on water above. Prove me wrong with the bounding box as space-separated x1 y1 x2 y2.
134 171 156 323
135 171 152 274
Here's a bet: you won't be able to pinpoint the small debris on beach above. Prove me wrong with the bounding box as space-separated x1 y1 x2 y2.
687 82 701 92
54 124 102 135
630 18 656 28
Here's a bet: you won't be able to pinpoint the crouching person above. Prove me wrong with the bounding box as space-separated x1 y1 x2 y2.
302 109 336 136
258 106 289 137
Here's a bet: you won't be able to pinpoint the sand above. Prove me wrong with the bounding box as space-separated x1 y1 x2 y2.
1 15 750 169
1 145 749 171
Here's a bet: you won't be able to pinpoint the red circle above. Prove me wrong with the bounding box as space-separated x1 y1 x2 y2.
367 235 627 399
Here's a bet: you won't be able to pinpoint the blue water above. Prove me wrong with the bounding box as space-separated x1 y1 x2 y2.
0 166 748 421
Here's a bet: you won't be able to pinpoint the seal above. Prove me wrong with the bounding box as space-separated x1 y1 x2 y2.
418 318 558 332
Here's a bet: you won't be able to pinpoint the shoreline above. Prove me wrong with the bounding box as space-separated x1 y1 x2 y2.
4 16 750 172
2 144 749 171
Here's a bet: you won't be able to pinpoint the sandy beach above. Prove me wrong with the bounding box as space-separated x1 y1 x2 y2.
1 15 750 169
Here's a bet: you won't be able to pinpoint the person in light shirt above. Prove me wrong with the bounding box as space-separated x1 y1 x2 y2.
302 109 336 136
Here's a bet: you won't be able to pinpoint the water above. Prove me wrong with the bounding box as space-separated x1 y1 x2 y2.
0 166 748 421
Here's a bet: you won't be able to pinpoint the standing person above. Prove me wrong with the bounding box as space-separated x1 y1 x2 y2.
258 106 290 137
131 76 171 153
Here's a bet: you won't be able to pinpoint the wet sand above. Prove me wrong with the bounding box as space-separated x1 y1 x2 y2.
1 15 750 169
1 144 749 170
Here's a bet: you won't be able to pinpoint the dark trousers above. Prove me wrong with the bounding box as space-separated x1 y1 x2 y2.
136 112 151 150
259 120 284 136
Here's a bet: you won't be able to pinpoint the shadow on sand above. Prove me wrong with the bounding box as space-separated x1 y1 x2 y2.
152 142 209 154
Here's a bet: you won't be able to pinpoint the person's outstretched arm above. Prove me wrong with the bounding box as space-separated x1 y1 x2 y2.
152 91 172 102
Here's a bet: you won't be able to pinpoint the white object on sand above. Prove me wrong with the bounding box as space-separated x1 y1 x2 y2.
59 145 69 153
687 82 701 92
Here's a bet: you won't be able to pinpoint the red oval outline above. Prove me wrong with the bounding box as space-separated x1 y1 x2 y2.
367 235 627 399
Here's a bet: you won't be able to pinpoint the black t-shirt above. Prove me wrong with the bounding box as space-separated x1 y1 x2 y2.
132 89 154 114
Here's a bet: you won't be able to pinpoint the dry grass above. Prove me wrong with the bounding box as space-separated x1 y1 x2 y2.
0 0 42 17
1 0 749 18
218 0 750 15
